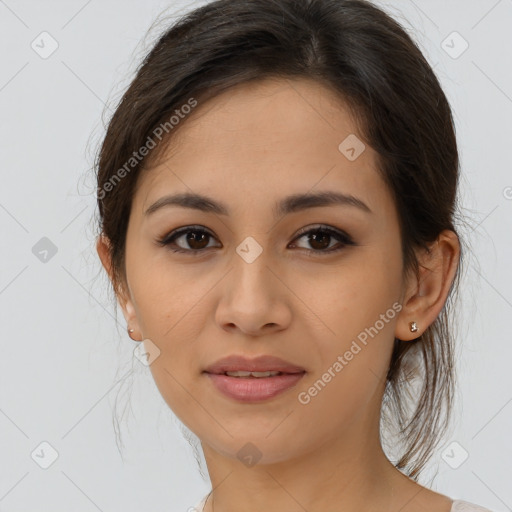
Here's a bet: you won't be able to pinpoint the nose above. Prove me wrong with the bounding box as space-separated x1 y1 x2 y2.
215 246 292 336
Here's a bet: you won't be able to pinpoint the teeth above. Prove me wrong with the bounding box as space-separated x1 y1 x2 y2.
225 371 282 378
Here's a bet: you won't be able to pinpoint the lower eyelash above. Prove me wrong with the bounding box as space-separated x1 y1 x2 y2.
158 226 215 255
293 227 354 255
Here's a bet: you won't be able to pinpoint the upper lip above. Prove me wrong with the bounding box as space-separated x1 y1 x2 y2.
204 354 306 374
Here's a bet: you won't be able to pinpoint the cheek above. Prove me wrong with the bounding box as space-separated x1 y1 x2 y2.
290 254 401 400
290 251 402 343
126 260 215 413
129 253 214 341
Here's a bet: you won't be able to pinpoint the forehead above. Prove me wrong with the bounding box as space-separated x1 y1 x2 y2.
134 77 393 219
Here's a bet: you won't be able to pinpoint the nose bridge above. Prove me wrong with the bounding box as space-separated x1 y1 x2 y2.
215 234 291 334
231 235 274 298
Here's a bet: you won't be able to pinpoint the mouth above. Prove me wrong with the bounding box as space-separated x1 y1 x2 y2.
208 370 304 378
203 354 306 402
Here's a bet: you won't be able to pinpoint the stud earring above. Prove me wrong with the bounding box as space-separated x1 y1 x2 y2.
127 327 138 341
409 321 418 333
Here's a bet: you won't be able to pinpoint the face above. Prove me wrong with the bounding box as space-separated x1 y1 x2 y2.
114 77 410 465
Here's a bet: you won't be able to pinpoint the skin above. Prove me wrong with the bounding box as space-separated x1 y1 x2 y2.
97 77 460 512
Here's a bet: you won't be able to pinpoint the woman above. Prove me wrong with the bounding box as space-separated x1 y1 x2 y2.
94 0 493 510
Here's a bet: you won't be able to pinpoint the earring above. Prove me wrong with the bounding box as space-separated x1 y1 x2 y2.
409 321 418 333
127 327 138 341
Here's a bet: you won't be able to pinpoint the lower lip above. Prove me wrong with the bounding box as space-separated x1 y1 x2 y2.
204 372 306 402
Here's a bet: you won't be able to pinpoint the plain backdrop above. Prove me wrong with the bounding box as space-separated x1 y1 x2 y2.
0 1 511 511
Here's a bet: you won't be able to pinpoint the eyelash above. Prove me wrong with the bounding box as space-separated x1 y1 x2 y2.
156 224 355 256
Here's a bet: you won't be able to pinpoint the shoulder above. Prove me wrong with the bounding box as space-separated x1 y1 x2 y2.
192 495 493 512
451 499 494 511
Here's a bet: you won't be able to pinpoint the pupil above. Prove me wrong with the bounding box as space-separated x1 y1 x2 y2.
188 232 208 249
309 232 330 250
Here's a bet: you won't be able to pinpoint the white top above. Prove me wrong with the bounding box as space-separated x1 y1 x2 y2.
451 501 493 511
193 496 492 511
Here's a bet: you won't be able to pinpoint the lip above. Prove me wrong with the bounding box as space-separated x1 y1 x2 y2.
203 354 306 403
203 354 306 374
205 372 306 402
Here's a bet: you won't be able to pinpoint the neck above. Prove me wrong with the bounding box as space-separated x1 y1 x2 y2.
200 414 409 512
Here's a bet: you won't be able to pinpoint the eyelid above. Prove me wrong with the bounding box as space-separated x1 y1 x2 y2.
163 224 215 239
292 223 351 240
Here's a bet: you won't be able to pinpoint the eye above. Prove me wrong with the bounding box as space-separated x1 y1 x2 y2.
157 224 355 255
157 225 220 254
288 224 355 255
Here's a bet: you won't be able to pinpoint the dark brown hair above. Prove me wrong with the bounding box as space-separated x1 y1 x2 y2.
95 0 467 479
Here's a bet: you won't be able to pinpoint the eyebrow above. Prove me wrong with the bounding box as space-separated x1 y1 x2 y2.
144 190 372 218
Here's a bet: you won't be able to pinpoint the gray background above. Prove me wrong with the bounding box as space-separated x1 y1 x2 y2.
0 0 511 511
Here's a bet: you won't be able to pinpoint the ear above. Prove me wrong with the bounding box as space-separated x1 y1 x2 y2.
96 234 141 341
395 230 460 341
